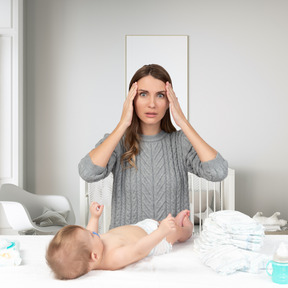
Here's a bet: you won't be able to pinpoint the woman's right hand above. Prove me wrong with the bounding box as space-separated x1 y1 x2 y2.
119 82 138 128
87 84 137 168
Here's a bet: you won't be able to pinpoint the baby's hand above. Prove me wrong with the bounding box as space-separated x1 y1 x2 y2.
89 202 104 219
159 214 176 235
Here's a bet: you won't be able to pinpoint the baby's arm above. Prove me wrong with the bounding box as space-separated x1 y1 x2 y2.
111 214 176 269
86 202 104 233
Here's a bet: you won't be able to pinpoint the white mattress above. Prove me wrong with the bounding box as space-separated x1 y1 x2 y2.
1 234 287 288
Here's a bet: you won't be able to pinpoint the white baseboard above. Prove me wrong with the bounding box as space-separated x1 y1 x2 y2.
0 205 17 235
0 228 18 235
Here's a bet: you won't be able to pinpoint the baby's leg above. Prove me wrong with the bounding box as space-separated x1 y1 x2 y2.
166 214 193 244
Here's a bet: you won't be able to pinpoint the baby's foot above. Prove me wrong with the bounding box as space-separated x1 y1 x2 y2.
175 210 190 227
177 215 193 242
183 215 193 229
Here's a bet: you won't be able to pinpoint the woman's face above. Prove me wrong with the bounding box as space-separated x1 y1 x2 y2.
134 75 169 134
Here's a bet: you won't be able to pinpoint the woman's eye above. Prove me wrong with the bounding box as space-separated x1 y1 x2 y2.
157 93 165 98
139 92 146 97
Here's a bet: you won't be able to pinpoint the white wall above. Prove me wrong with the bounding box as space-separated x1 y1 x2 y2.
24 0 288 224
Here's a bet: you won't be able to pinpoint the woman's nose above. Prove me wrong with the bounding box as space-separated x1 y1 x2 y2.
148 96 156 108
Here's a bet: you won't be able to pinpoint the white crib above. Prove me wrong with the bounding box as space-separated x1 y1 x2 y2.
79 168 235 233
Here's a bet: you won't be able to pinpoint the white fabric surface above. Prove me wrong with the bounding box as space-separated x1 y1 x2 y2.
0 234 287 288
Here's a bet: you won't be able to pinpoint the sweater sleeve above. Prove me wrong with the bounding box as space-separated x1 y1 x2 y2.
180 131 229 182
78 133 118 183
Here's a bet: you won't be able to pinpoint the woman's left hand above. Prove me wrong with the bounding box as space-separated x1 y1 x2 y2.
166 82 187 128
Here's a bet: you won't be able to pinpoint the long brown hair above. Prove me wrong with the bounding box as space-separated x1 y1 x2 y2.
121 64 176 169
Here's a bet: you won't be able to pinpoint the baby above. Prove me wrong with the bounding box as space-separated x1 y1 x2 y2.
46 202 193 280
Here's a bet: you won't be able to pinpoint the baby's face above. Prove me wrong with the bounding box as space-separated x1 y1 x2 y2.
81 228 104 256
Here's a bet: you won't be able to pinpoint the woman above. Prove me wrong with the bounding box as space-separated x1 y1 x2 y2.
78 64 228 229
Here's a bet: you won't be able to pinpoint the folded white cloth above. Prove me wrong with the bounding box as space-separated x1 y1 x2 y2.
200 244 270 275
197 231 263 252
203 217 264 236
262 224 281 232
209 210 264 234
194 210 267 275
196 211 265 252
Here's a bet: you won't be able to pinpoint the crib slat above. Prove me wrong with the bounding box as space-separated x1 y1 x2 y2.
221 181 225 210
213 182 216 212
199 178 202 232
206 181 209 220
191 173 195 231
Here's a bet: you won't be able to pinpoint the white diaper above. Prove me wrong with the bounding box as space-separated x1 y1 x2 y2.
134 219 172 257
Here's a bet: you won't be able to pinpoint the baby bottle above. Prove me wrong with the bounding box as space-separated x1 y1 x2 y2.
266 242 288 284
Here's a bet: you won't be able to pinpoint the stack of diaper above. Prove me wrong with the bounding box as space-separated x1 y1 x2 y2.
0 239 21 266
194 210 268 275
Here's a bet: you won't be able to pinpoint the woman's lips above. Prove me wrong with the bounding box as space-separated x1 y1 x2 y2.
145 113 157 118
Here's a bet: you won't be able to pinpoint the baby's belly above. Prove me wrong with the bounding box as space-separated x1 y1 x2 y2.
108 225 148 244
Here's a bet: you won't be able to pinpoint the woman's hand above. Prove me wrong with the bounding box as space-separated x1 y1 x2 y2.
87 84 137 167
119 82 138 128
166 82 217 162
165 82 187 128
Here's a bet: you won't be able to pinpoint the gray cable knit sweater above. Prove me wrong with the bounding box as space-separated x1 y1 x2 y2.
78 130 228 228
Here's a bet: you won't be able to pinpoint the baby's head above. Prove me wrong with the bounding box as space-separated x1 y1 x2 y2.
46 225 94 280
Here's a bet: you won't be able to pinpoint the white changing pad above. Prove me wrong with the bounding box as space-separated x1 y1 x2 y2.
0 234 287 288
